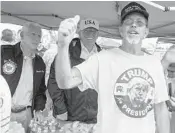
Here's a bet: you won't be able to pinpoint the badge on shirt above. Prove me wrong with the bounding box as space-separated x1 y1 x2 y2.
114 68 155 118
3 60 17 75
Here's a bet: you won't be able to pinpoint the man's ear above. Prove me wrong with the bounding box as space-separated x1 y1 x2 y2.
94 31 99 41
119 26 123 38
20 31 24 39
96 31 99 38
144 28 149 39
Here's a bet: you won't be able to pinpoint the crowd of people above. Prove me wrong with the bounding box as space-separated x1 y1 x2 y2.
0 2 175 133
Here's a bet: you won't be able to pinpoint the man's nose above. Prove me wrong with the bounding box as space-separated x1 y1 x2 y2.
34 36 40 42
87 32 94 36
131 21 137 27
139 90 143 94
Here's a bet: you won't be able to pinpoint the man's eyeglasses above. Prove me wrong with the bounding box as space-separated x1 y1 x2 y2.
123 19 147 27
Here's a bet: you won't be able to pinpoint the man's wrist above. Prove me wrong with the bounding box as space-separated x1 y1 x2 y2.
57 40 70 49
57 43 69 52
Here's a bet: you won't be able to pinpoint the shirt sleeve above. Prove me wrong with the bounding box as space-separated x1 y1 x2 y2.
154 59 169 104
47 60 67 115
74 54 99 92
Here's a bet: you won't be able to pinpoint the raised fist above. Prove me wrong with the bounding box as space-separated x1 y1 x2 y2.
57 15 80 47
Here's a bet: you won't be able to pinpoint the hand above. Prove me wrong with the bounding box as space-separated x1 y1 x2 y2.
34 110 44 121
56 112 68 120
57 15 80 48
166 97 175 112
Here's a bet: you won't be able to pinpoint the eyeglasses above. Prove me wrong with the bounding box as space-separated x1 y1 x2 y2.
123 19 146 27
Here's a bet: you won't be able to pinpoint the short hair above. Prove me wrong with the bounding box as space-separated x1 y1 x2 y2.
2 29 13 35
1 29 13 41
22 22 41 32
21 22 41 38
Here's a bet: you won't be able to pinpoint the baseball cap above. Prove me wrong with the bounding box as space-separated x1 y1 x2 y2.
79 18 99 31
121 2 149 22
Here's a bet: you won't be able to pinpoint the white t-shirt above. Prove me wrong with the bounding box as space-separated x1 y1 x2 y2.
76 48 169 133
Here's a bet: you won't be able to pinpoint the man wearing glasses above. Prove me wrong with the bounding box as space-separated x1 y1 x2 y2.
47 18 101 123
55 2 170 133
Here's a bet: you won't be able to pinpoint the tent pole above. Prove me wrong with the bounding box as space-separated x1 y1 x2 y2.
143 1 165 11
169 7 175 11
1 11 52 29
143 1 175 12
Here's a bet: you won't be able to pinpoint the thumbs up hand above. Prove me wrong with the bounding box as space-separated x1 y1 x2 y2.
57 15 80 48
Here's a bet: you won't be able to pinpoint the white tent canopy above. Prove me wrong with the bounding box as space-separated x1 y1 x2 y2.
1 1 175 42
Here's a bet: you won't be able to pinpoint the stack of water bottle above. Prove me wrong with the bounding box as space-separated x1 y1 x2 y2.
29 117 60 133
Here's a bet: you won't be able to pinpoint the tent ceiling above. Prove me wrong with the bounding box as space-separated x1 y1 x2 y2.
1 1 175 40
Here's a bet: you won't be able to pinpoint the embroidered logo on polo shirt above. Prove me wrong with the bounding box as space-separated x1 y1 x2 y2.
114 68 155 118
3 60 17 75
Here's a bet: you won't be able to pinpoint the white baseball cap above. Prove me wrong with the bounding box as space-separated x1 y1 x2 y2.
79 18 99 31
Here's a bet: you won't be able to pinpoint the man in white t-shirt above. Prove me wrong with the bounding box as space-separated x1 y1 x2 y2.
55 2 170 133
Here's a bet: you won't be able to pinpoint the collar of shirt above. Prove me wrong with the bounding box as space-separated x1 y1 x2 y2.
0 40 14 45
80 42 98 60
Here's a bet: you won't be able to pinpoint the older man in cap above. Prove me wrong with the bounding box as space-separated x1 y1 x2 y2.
55 2 170 133
47 18 101 123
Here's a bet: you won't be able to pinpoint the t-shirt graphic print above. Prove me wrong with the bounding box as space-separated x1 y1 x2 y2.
114 68 154 118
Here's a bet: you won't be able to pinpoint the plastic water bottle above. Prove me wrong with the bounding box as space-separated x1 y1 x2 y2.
58 15 80 37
